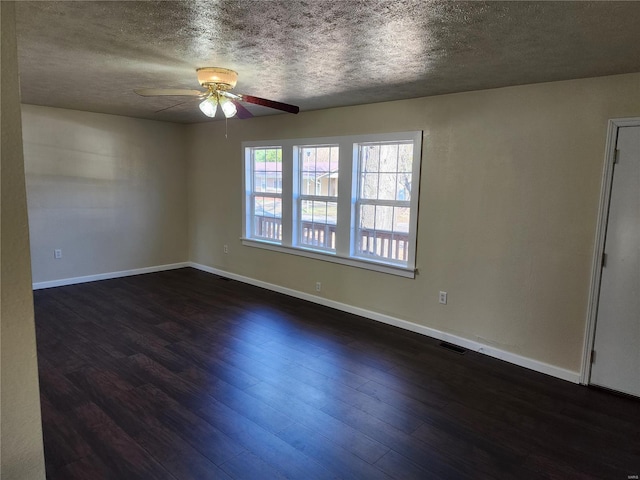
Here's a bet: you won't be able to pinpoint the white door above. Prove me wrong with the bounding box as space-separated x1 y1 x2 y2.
590 125 640 397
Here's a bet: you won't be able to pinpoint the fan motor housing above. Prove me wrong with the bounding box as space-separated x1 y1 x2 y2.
197 67 238 90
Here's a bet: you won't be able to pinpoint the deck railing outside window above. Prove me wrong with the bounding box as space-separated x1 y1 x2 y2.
254 215 408 262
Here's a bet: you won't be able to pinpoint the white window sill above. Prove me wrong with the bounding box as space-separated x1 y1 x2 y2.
241 238 416 278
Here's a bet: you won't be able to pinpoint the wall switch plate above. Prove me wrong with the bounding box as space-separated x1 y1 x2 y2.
316 282 321 292
439 291 447 304
223 245 228 254
54 249 62 259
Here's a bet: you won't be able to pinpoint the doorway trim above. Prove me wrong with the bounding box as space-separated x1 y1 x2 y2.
580 116 640 385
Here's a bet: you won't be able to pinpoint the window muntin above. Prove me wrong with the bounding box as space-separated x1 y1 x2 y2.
242 132 421 277
298 145 339 251
356 141 413 264
249 147 282 242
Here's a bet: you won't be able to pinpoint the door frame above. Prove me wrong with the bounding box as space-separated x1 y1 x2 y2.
580 116 640 385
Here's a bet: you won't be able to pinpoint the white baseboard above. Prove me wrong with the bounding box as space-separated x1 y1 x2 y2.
32 262 189 290
189 262 580 384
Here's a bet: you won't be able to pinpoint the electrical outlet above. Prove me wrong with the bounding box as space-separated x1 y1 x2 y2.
439 291 447 305
223 244 228 254
316 282 321 292
54 249 62 259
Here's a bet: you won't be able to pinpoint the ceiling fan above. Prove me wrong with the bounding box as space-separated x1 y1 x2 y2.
134 67 300 119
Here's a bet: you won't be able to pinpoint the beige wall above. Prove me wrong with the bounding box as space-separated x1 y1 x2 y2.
1 2 47 479
22 105 188 284
188 73 640 373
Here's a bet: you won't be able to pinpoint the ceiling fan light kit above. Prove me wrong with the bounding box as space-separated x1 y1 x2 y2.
198 93 238 119
198 96 218 118
196 67 238 90
135 67 300 120
219 96 237 117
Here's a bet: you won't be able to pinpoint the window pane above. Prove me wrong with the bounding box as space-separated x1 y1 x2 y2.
253 147 282 194
357 204 411 262
301 172 316 195
360 173 378 199
254 196 281 219
330 146 339 173
397 173 411 200
358 205 375 255
326 201 337 225
327 176 337 197
302 148 315 171
254 171 266 193
393 207 410 233
398 143 413 172
299 145 339 198
375 205 394 231
359 204 375 230
274 172 282 193
363 145 379 173
300 199 313 222
253 196 282 241
378 173 397 200
300 200 337 250
312 200 326 223
380 144 398 172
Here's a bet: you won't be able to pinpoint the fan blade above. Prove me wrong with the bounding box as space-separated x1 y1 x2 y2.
232 100 254 119
134 88 205 97
238 94 299 114
154 97 202 114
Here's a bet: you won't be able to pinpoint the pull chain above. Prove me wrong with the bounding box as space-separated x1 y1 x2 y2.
225 116 228 139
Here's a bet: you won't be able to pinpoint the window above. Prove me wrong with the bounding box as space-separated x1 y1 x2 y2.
247 146 282 242
243 132 422 277
356 141 413 263
297 145 339 251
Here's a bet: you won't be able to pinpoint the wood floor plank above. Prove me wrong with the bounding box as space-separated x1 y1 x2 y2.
283 361 425 434
277 421 393 480
136 384 246 467
47 455 119 480
135 425 234 480
65 366 165 438
218 451 289 480
244 380 390 465
374 449 442 480
38 395 93 476
318 393 466 478
258 339 371 389
33 268 640 480
356 379 450 418
36 338 87 376
70 402 176 480
195 400 339 480
180 366 295 434
168 340 262 389
125 353 212 410
410 416 529 478
37 358 89 411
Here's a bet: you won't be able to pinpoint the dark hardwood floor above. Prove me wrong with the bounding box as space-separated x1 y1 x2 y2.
34 268 639 479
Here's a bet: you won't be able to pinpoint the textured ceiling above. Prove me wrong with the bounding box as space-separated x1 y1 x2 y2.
15 1 640 124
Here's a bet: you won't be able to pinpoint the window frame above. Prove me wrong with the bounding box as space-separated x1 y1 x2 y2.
295 144 340 253
354 140 417 267
242 131 422 278
244 145 285 244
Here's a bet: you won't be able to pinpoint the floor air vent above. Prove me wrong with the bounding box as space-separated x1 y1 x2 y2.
439 342 467 354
